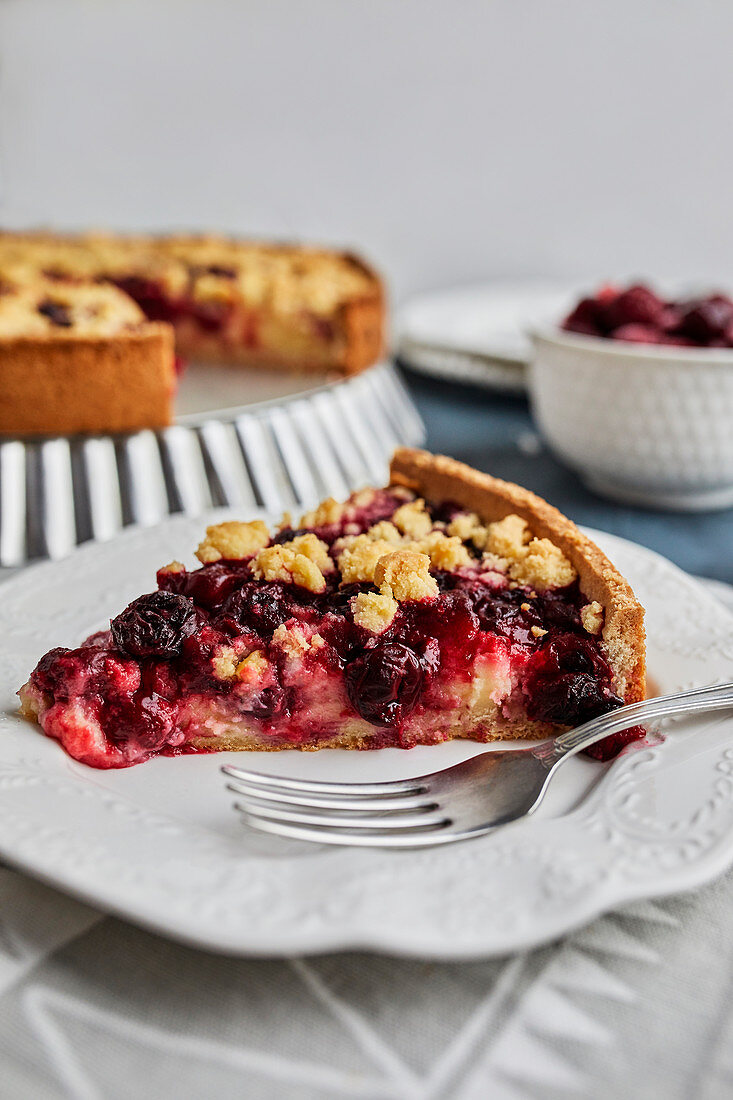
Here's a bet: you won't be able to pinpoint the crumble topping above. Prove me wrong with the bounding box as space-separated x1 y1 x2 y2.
277 532 333 574
212 646 240 682
392 499 432 539
508 537 577 591
581 601 604 635
337 537 399 584
351 590 398 633
363 520 403 544
300 497 344 528
374 550 438 602
159 560 185 575
195 520 270 564
252 545 327 593
448 512 490 549
485 515 531 559
416 531 472 571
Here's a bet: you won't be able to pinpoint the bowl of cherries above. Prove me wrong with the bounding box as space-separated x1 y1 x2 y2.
529 282 733 510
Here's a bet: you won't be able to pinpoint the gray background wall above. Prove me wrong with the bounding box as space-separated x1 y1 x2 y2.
1 0 731 300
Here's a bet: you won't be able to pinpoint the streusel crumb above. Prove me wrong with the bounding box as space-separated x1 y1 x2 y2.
374 549 438 602
212 646 239 681
509 538 577 590
337 536 399 584
158 560 185 575
252 545 327 593
392 499 433 539
448 512 490 549
300 497 344 528
531 625 548 639
365 521 403 544
352 590 398 633
417 531 472 571
195 520 270 564
485 514 531 559
279 532 333 574
581 600 604 635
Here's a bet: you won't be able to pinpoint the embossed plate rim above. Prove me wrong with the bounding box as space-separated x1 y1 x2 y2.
0 517 732 959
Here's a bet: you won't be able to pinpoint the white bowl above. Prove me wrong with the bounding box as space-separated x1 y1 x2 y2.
529 326 733 511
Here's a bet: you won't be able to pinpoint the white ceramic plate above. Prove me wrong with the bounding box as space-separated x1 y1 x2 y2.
397 280 581 392
1 516 732 959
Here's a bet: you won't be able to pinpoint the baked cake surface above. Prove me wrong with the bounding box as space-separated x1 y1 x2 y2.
0 230 385 435
19 449 646 768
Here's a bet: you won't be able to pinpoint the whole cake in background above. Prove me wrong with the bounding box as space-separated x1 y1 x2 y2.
0 231 385 436
562 281 733 347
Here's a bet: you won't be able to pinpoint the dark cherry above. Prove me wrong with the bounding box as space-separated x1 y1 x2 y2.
678 296 733 342
237 684 286 721
31 647 71 694
532 633 610 678
325 581 372 618
158 562 249 610
523 633 621 726
605 284 665 330
206 265 236 279
112 276 178 323
218 582 293 639
470 588 543 646
346 641 423 727
271 527 310 545
562 283 733 348
111 591 197 658
536 588 584 633
526 671 619 726
562 297 607 336
427 500 464 525
38 299 73 327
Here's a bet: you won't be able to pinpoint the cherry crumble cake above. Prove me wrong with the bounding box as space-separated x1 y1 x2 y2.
0 230 384 435
19 450 646 768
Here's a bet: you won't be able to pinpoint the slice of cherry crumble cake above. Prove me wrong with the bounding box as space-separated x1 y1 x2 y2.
19 449 646 768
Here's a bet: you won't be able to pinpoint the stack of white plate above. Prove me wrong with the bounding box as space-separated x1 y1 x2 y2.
397 280 580 393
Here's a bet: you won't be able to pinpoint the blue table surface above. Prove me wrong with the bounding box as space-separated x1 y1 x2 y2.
400 365 733 585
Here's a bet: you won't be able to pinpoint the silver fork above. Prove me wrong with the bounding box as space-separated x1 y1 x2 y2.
223 680 733 848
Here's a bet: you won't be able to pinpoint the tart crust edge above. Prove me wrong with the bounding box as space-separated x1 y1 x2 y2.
389 447 647 705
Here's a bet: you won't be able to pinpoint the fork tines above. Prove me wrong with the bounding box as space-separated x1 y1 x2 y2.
222 764 451 846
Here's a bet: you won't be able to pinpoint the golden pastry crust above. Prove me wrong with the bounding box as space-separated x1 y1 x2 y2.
0 324 175 436
389 448 646 703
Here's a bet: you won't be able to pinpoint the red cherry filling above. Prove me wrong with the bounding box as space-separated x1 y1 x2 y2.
111 276 179 323
158 561 250 609
28 499 642 766
523 633 622 727
562 282 733 348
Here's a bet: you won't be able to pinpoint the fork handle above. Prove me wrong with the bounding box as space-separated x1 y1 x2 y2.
534 679 733 764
